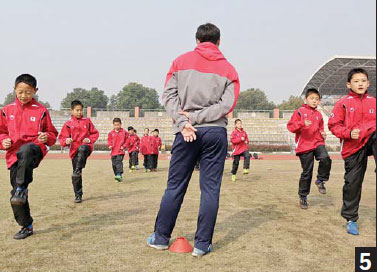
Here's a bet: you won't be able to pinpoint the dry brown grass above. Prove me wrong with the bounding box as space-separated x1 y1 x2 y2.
0 158 375 272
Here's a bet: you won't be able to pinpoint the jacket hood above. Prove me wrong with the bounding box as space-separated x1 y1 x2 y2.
195 42 225 61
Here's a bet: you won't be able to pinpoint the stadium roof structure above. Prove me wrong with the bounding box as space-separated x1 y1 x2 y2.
302 56 376 97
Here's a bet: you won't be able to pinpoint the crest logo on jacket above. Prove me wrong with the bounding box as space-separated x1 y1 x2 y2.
9 115 15 120
350 108 354 112
30 117 36 122
370 109 375 114
329 113 334 118
303 114 308 118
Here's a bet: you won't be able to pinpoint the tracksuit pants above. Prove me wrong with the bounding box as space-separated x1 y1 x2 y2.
111 155 124 175
298 145 332 197
151 154 158 169
153 127 227 252
9 143 43 227
71 145 91 197
143 155 153 170
231 151 251 174
341 132 376 222
129 151 138 168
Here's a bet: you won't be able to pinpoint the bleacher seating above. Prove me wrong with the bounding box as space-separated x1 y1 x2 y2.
49 110 341 152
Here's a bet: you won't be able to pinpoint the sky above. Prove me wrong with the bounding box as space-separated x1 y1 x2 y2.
0 0 375 109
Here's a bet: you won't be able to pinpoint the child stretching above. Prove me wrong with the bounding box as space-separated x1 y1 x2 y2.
108 118 128 182
0 74 58 239
59 100 99 203
230 119 251 181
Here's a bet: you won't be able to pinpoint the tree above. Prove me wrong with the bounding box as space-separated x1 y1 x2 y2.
2 91 51 108
60 88 109 109
277 95 303 110
109 82 161 109
235 88 275 110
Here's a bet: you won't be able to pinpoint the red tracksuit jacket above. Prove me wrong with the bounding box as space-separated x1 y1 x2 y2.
140 135 152 155
287 104 325 155
151 136 162 155
231 128 249 156
107 128 128 156
0 98 58 168
328 91 376 159
125 134 140 153
58 116 99 159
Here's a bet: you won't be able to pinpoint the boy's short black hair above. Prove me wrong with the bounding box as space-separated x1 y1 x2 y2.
347 68 369 82
113 118 121 124
196 23 220 45
153 129 159 133
128 126 134 131
235 119 242 124
15 74 37 89
305 88 321 99
71 100 84 109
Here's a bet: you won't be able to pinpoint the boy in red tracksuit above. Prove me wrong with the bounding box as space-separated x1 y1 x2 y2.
230 119 251 181
140 128 153 172
328 68 376 236
59 100 99 203
151 129 162 172
287 88 332 209
0 74 58 239
108 118 128 182
125 126 140 172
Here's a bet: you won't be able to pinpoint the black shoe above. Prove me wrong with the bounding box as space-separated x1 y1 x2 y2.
13 227 33 240
10 188 28 205
74 196 82 203
315 180 327 194
300 197 308 209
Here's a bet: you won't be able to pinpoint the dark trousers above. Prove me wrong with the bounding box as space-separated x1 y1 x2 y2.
143 155 153 170
111 155 124 175
129 151 138 168
154 127 227 251
298 145 332 197
71 145 91 197
341 132 376 222
151 154 158 169
10 143 43 227
231 151 251 174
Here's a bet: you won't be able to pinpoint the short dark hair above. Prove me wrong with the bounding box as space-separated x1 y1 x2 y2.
128 126 134 131
15 74 37 89
113 118 121 124
235 119 242 124
153 129 159 133
196 23 220 45
305 88 321 98
347 68 369 82
71 100 83 109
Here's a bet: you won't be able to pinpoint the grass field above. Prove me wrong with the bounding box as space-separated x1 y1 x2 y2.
0 157 375 272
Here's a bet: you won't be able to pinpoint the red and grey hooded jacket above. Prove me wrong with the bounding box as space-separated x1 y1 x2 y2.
125 134 140 153
328 91 376 159
230 128 249 156
140 135 152 155
151 136 162 155
58 116 99 159
107 128 128 156
163 42 240 134
287 104 325 155
0 98 58 168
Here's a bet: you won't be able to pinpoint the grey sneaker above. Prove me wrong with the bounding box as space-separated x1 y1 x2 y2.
315 180 327 194
146 233 169 250
192 244 213 257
